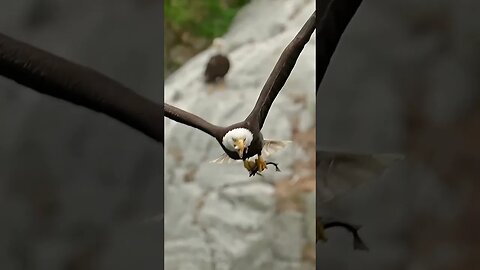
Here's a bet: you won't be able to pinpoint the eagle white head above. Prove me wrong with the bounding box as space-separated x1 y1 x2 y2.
222 128 253 158
212 38 227 54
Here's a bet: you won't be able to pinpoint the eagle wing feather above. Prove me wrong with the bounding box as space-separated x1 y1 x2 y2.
261 140 291 157
164 103 222 138
245 12 316 130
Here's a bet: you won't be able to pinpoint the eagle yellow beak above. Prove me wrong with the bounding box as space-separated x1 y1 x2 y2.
234 138 245 158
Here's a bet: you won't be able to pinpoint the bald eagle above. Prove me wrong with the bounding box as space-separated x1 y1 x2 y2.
165 12 316 176
204 38 230 86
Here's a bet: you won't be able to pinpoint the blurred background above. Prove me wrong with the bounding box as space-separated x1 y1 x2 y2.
164 0 250 76
317 0 480 269
164 0 315 269
0 0 163 269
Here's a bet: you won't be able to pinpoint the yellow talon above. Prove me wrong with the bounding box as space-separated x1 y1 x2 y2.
255 156 267 172
243 160 255 171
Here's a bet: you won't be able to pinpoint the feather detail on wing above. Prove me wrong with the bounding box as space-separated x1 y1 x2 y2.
261 140 291 157
209 153 241 164
164 103 221 138
244 12 316 130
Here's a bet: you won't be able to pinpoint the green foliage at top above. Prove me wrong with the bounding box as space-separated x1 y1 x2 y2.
165 0 250 38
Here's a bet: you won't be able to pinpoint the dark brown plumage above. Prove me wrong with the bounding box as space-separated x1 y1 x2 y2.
0 32 164 142
165 102 264 160
204 54 230 83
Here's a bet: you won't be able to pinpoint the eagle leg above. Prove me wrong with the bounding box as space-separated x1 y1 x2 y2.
207 78 226 94
216 78 226 90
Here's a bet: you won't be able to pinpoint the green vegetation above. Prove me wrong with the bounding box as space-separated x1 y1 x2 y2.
165 0 250 39
164 0 250 76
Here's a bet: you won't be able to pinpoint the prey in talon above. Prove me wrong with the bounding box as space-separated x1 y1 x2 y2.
247 159 281 177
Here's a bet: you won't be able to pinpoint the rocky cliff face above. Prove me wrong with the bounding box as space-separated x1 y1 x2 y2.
164 1 316 269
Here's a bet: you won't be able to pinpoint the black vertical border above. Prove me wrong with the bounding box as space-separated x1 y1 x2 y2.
159 1 165 269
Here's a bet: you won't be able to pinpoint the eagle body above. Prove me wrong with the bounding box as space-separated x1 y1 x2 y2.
204 54 230 83
217 124 264 160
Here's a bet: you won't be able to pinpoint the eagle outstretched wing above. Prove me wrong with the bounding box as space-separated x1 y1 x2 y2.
316 0 363 91
245 11 316 130
0 32 164 142
164 103 222 138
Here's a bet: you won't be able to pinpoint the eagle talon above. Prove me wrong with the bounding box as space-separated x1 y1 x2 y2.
255 156 267 172
248 160 281 177
243 160 255 172
249 171 260 177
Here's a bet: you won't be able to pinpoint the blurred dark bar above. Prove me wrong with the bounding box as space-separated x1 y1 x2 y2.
0 1 164 269
316 0 480 269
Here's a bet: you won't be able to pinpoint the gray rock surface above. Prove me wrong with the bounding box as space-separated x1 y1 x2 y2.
164 1 316 269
